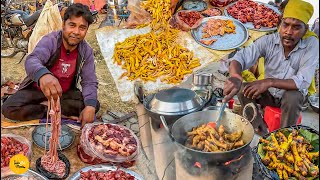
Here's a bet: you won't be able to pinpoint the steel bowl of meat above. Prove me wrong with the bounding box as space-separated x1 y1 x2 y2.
82 123 140 163
68 164 144 180
225 0 281 31
1 134 32 177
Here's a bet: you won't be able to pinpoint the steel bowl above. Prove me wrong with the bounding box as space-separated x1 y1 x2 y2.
308 93 319 113
192 72 213 86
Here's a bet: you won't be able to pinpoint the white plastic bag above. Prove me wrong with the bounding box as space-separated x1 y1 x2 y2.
28 0 62 53
124 0 152 28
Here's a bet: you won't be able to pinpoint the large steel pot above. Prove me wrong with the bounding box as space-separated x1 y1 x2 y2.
135 83 210 129
161 110 254 163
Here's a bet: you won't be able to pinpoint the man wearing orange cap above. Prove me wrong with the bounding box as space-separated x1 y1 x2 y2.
223 0 319 131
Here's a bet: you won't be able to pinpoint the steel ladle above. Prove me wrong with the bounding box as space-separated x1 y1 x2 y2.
216 102 227 127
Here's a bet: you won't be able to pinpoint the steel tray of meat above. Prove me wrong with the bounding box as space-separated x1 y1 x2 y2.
82 123 140 162
224 1 281 31
2 169 48 180
191 16 248 51
68 164 144 180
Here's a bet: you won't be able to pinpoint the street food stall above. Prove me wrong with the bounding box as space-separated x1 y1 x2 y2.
1 0 319 179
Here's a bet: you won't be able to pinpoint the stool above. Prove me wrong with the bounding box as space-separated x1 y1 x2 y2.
264 106 302 132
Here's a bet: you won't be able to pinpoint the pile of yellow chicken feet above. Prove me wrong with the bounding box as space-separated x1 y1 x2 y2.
185 124 244 152
259 129 319 180
113 0 201 84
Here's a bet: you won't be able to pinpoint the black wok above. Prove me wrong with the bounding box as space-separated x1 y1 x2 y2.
161 109 255 163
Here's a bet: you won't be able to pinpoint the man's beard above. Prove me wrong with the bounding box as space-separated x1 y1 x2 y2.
63 34 79 47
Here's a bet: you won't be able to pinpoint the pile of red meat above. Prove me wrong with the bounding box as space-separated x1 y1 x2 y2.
88 124 138 158
79 169 135 180
1 137 29 168
177 11 203 27
226 0 280 29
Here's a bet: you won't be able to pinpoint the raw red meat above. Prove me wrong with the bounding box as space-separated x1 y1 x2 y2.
88 124 138 158
79 169 135 180
1 137 29 168
226 0 280 29
178 11 202 27
40 97 66 178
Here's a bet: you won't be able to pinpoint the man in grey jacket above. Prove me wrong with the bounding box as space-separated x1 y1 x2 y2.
2 3 99 126
222 0 318 131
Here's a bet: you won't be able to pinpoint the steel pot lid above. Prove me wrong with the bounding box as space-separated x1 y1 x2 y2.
147 87 206 115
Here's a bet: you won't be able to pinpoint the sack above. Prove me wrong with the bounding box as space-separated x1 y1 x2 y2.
28 1 62 53
124 0 152 28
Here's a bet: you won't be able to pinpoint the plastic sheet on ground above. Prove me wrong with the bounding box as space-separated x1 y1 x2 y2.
95 26 219 102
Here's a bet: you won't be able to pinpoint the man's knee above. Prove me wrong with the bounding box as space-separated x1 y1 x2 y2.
2 100 16 119
282 90 304 105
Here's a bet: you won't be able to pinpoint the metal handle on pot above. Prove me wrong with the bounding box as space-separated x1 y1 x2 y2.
160 115 174 141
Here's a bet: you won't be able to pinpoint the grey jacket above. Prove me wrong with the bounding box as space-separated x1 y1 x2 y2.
20 30 98 107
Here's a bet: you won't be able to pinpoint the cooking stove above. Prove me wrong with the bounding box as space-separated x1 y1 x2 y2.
175 146 253 180
138 109 254 180
136 68 258 179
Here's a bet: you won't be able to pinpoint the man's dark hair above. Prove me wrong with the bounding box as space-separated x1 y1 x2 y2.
64 3 94 25
279 0 289 12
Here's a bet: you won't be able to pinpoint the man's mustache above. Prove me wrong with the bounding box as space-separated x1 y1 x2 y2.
282 36 294 41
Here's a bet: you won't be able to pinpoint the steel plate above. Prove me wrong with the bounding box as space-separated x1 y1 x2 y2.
2 169 48 180
224 1 281 31
182 0 208 11
191 16 249 51
68 164 144 180
32 124 75 150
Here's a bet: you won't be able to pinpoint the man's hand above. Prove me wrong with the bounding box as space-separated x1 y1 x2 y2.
39 74 62 100
243 79 272 99
223 76 242 102
79 106 96 127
